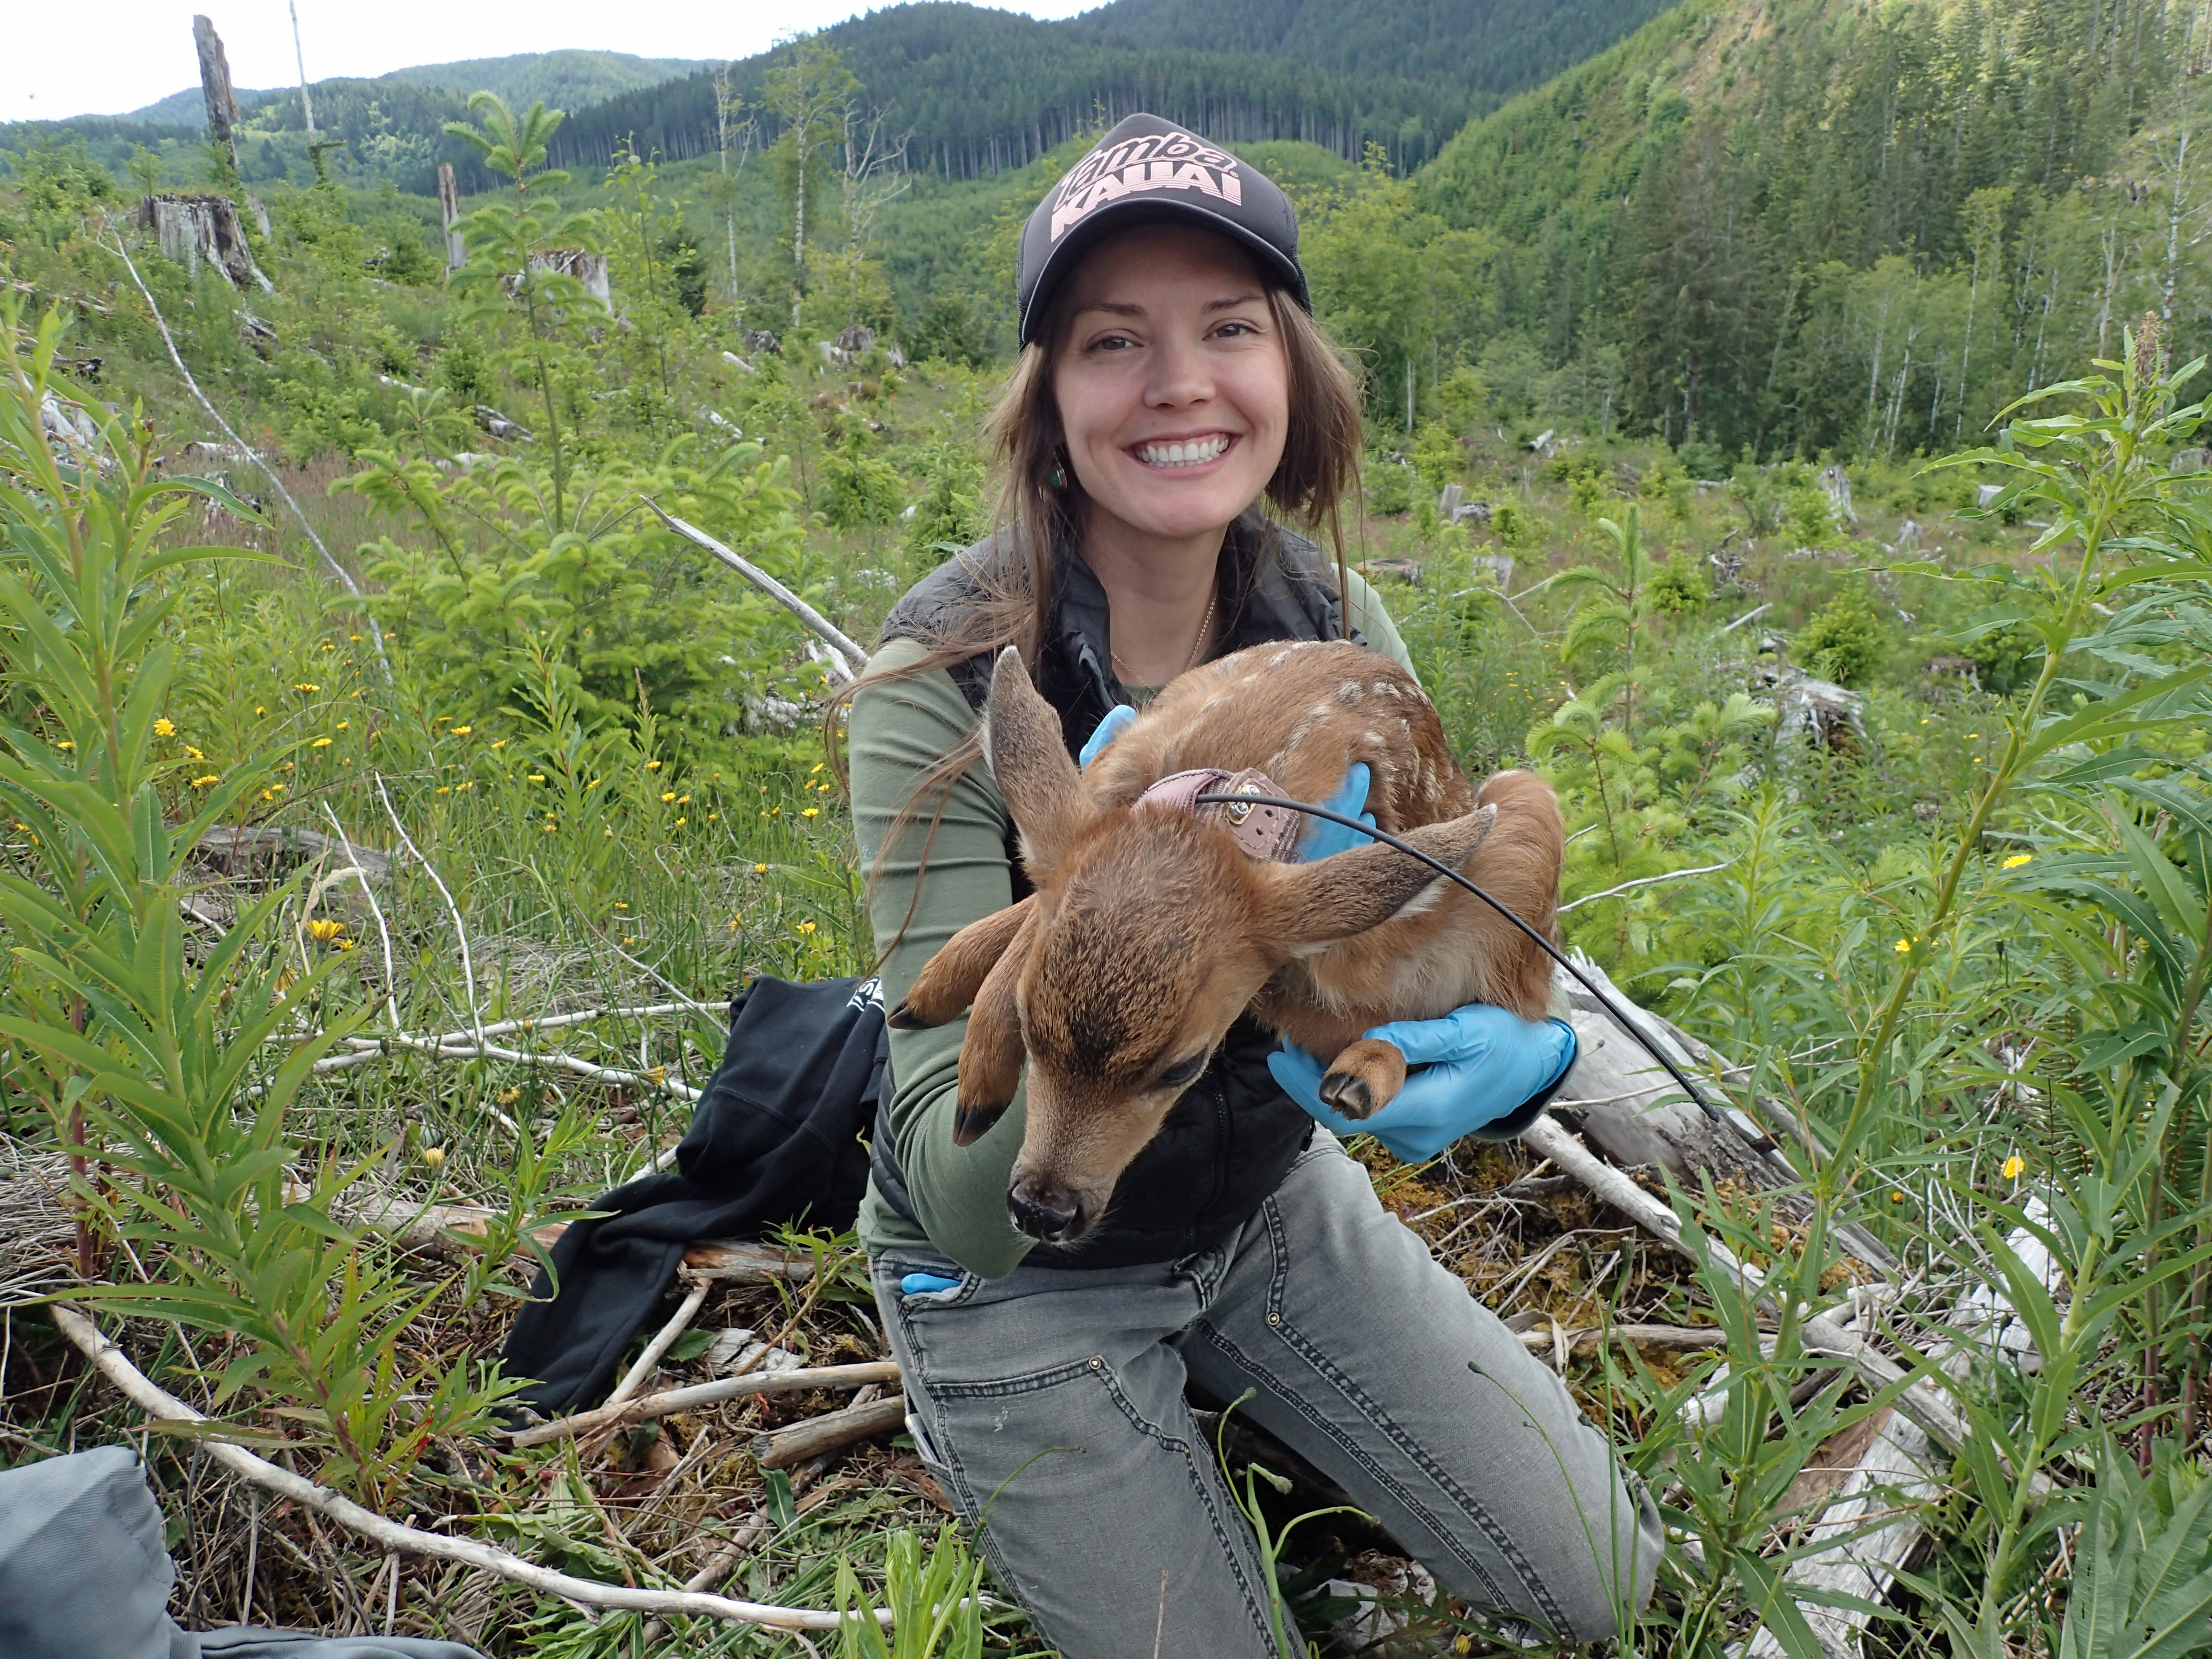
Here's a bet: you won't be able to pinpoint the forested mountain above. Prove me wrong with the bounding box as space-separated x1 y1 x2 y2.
1317 0 2212 458
118 51 712 128
1076 0 1677 97
542 0 1671 179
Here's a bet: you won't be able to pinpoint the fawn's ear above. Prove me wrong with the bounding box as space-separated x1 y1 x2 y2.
1256 805 1497 950
951 928 1030 1145
890 898 1034 1029
984 647 1098 880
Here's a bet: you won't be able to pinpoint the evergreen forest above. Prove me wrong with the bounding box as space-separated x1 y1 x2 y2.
2 1 2212 1656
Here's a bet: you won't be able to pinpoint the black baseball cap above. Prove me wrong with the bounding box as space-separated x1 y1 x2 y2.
1015 113 1311 348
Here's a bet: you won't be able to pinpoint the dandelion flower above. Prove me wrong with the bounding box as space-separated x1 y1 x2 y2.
254 705 266 715
185 746 204 760
154 718 176 737
190 773 219 787
57 740 74 751
754 863 768 874
306 918 345 943
676 793 690 805
809 762 824 775
335 938 356 951
615 901 628 910
528 773 547 783
436 785 451 795
497 1086 521 1106
2001 1154 2026 1180
802 806 819 818
311 737 332 749
674 817 686 827
422 1146 445 1170
621 935 637 946
295 682 319 692
798 920 817 934
1889 1190 1906 1203
661 791 677 803
336 721 349 731
492 740 507 750
1894 938 1912 953
452 725 471 736
349 634 363 643
647 759 663 771
2003 854 2032 869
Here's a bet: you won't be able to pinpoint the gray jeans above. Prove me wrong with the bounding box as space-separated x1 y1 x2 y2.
872 1133 1662 1657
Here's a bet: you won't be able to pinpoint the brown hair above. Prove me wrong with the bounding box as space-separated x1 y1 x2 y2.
829 248 1366 932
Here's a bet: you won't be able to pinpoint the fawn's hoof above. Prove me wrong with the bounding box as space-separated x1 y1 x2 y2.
1318 1069 1379 1120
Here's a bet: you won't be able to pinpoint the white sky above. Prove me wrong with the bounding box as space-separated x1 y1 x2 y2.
1 0 1098 125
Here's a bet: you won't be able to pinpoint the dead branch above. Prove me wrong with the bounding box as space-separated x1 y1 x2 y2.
1521 1115 2050 1500
753 1391 905 1471
100 231 393 685
50 1303 883 1632
644 499 869 679
507 1359 901 1449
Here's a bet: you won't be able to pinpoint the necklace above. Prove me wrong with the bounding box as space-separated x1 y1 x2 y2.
1112 587 1218 685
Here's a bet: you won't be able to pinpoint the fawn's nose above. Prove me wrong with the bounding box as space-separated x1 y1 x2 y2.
1008 1179 1082 1242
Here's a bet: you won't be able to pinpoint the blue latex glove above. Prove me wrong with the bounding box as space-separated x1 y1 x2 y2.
1079 702 1136 768
1297 761 1377 861
900 1272 962 1296
1267 1006 1578 1161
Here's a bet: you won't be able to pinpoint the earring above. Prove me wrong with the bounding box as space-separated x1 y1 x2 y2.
1047 458 1068 490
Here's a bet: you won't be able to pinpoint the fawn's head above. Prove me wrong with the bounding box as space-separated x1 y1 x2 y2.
891 647 1496 1243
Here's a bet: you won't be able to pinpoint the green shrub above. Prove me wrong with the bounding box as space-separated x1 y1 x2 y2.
1490 496 1535 548
1647 552 1707 615
819 443 908 529
1409 419 1462 492
1363 456 1416 516
1795 590 1884 685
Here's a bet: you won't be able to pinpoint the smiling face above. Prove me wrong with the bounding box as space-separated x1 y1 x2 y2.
1049 222 1292 547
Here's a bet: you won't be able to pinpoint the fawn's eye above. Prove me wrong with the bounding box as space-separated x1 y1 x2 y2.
1156 1053 1208 1090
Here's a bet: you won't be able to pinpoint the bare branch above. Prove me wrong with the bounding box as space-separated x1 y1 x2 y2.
49 1303 885 1632
644 499 870 677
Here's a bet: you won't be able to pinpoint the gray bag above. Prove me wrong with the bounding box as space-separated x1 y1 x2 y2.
0 1446 485 1659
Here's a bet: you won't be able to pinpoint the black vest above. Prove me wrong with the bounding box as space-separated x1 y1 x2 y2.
871 511 1361 1269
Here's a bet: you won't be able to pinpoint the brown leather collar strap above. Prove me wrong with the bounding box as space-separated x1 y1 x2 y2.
1135 767 1304 862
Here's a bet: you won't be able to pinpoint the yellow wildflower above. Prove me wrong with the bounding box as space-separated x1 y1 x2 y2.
661 791 677 803
676 793 690 805
305 918 346 943
674 817 686 827
294 682 319 692
492 739 506 750
647 759 663 771
421 1146 445 1171
436 786 451 795
2003 854 2032 870
56 740 73 751
335 938 356 951
311 737 332 749
190 774 219 788
497 1086 521 1106
802 806 820 818
254 706 266 715
2001 1154 2026 1180
798 920 817 934
349 634 363 642
154 717 176 737
185 746 203 760
1894 938 1912 953
810 762 824 775
614 901 628 910
452 725 471 735
528 773 547 783
336 721 349 731
754 863 768 874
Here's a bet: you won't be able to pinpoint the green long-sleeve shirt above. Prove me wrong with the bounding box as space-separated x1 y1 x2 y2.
849 569 1413 1277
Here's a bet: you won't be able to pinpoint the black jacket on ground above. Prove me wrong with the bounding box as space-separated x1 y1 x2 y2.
500 976 885 1416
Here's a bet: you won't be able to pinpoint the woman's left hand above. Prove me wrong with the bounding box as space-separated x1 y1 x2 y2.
1267 1004 1578 1162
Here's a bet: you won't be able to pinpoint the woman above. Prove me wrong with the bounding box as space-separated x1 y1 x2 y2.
848 115 1661 1655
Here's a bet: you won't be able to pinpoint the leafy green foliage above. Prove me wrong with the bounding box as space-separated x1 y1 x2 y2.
1795 590 1884 686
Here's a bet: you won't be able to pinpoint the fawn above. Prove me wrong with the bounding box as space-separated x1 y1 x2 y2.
890 639 1564 1243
